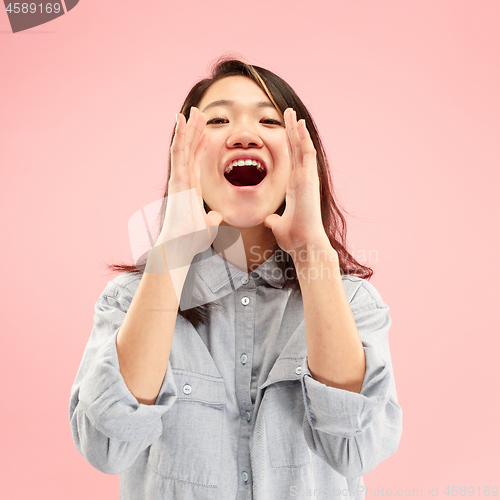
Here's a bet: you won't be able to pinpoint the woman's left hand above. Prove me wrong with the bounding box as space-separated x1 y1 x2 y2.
264 108 332 257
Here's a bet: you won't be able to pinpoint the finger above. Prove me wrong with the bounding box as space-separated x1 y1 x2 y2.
205 210 223 227
192 130 209 188
170 113 186 181
283 109 294 169
285 109 302 169
184 106 200 166
205 210 223 245
284 109 293 166
288 109 304 169
285 125 294 170
264 213 281 231
297 119 317 170
189 109 207 168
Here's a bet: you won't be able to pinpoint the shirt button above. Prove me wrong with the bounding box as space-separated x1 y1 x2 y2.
182 384 192 395
240 354 248 364
295 366 302 375
242 471 249 482
245 411 251 421
241 275 249 284
241 296 250 306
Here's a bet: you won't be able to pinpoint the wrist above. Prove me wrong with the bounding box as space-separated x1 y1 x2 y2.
145 242 198 274
291 240 341 286
290 237 337 267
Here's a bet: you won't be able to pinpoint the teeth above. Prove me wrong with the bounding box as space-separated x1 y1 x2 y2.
224 159 265 174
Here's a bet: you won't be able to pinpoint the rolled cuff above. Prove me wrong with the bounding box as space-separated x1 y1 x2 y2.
78 328 178 441
300 346 391 438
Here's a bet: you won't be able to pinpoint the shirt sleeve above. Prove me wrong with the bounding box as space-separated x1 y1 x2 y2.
299 279 403 479
69 275 178 474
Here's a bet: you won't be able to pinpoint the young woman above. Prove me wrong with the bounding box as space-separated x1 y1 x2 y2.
70 58 402 500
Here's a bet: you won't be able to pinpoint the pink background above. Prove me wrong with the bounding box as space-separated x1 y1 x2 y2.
1 1 499 498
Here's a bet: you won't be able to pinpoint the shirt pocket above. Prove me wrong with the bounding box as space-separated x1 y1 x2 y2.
147 370 227 487
263 380 312 468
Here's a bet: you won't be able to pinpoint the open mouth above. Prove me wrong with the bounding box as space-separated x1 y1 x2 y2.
224 159 267 187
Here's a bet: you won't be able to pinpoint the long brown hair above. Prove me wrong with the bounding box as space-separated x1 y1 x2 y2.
105 56 373 329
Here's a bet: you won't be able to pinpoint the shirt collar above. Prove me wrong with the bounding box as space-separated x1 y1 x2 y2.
195 245 287 293
255 251 288 289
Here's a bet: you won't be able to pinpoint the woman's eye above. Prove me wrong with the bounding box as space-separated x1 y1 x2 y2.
261 119 283 126
206 117 228 125
206 117 283 126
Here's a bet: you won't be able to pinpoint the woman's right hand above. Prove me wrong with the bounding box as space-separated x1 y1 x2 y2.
146 107 223 274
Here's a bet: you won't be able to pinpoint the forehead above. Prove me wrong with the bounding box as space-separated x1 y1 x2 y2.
198 75 273 111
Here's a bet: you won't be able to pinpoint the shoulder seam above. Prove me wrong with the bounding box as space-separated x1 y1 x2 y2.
349 280 388 314
351 302 386 315
359 281 386 308
102 279 135 305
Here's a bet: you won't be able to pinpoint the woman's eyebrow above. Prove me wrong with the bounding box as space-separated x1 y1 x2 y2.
201 100 276 113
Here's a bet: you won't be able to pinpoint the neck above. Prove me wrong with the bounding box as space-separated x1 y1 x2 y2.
219 221 277 273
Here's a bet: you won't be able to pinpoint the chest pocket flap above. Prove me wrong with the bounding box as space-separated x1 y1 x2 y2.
147 370 227 489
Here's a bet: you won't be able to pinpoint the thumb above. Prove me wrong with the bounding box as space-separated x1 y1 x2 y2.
264 214 281 232
205 210 223 245
206 210 223 227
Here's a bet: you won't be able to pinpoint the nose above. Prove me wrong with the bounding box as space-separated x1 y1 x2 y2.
226 122 263 149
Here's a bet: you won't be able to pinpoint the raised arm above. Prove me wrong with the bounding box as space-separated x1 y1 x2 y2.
264 108 402 478
69 107 223 473
116 107 222 405
299 279 402 478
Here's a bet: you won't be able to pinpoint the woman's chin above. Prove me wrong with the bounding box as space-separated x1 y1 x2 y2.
221 212 266 230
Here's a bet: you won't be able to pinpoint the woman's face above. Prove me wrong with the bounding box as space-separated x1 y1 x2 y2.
197 75 291 229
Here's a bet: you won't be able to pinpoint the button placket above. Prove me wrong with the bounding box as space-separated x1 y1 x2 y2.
234 282 255 493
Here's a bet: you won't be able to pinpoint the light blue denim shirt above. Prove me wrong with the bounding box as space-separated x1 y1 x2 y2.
69 246 402 500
